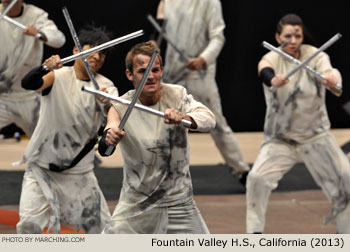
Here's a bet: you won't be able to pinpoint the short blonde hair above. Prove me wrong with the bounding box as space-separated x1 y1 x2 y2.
125 40 162 72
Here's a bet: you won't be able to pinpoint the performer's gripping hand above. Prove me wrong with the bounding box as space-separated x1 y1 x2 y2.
105 127 125 146
24 24 47 41
164 108 183 125
322 73 338 88
42 55 63 71
97 87 110 104
271 73 289 88
186 57 206 71
24 24 40 36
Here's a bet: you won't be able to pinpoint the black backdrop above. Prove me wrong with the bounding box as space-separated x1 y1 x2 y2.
4 0 350 133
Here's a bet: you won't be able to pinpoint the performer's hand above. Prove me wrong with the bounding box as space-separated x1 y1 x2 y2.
105 127 125 146
42 55 62 71
322 73 338 88
186 57 206 71
24 24 40 37
97 88 110 104
164 108 183 125
271 74 289 88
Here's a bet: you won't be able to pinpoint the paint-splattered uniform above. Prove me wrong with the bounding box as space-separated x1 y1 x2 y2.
16 66 118 233
246 44 350 233
161 0 250 176
103 83 215 233
0 3 65 136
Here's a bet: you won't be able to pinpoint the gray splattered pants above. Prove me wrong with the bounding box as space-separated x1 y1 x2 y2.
0 95 40 136
246 132 350 233
16 163 111 234
102 198 209 234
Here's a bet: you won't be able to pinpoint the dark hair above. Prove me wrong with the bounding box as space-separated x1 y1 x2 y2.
78 25 113 56
125 40 162 72
276 13 316 46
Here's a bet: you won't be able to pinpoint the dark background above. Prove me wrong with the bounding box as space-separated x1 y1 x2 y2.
1 0 349 135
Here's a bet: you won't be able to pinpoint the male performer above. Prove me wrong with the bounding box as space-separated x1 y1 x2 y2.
246 13 350 234
16 26 118 234
100 41 215 234
156 0 250 184
0 0 65 137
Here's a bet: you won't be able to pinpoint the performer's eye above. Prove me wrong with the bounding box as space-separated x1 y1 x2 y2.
138 69 146 74
152 67 160 73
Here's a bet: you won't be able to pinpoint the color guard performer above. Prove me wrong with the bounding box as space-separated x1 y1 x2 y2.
0 0 65 137
154 0 250 184
16 26 118 234
246 13 350 234
100 41 215 234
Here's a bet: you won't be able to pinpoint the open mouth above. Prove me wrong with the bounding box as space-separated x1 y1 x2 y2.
89 61 97 67
88 61 98 71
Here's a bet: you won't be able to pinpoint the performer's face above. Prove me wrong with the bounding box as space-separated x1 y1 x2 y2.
73 44 106 75
1 0 23 16
1 0 13 6
275 24 303 58
126 54 163 104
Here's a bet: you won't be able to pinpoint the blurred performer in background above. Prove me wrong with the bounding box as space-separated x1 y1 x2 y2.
155 0 250 185
0 0 65 138
16 26 117 234
101 41 215 234
246 13 350 234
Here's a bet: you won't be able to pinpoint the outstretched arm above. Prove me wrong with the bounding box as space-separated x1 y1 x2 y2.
258 59 288 88
21 55 62 92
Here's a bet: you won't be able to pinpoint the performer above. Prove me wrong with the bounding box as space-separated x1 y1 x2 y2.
100 41 215 234
246 13 350 234
155 0 250 184
0 0 65 137
16 26 118 234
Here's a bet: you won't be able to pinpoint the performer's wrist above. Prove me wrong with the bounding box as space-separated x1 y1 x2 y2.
260 67 275 87
38 31 47 42
21 66 50 90
98 128 116 156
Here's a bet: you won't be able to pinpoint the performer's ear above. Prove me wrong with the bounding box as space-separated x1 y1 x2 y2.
72 46 79 54
125 69 134 83
275 33 282 45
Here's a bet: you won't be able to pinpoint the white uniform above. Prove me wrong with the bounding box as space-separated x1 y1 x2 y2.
162 0 249 175
16 66 118 233
0 3 65 135
103 83 215 234
246 45 350 234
